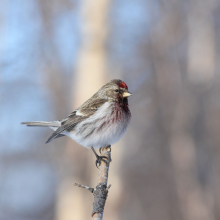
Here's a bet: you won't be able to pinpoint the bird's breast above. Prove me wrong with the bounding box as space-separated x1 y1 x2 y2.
65 101 131 148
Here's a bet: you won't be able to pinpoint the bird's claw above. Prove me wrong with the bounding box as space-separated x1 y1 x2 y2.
91 147 109 168
95 155 108 168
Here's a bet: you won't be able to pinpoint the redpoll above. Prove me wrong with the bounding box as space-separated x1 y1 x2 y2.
22 79 132 166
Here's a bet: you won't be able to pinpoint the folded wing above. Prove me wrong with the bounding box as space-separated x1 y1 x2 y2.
45 98 107 143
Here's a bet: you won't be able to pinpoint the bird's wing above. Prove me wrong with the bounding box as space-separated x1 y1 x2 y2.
76 98 108 116
45 99 107 143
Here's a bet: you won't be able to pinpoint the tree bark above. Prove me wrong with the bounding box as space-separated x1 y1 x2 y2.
59 0 110 218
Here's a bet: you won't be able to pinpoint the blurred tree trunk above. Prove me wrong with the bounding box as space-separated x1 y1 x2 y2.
150 1 215 220
169 2 215 220
205 3 220 219
56 0 112 220
206 77 220 220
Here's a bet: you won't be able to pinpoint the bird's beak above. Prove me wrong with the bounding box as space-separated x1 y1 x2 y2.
122 91 132 98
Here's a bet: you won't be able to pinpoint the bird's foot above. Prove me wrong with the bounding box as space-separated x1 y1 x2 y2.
95 155 108 168
99 145 112 162
91 147 108 168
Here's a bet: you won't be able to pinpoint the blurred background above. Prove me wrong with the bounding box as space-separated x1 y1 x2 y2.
1 0 220 219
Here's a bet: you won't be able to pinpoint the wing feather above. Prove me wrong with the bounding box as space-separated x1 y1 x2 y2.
46 99 107 143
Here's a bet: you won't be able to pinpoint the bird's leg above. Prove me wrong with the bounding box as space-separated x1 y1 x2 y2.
91 147 108 168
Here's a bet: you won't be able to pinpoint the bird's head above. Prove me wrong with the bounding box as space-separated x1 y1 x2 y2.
99 79 132 102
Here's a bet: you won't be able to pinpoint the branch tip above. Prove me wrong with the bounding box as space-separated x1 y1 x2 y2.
74 183 94 193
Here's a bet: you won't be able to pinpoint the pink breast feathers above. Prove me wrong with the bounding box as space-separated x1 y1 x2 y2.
119 81 128 89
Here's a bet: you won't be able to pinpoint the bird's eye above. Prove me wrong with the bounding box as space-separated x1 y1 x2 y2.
115 89 119 92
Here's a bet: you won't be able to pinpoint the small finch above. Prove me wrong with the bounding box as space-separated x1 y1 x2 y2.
22 79 132 166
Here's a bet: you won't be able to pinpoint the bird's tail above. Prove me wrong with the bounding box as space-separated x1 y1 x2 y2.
21 121 61 127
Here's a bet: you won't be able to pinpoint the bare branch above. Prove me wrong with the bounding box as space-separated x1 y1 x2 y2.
74 146 111 219
92 146 111 219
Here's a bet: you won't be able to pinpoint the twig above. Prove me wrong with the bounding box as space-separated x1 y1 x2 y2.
74 146 111 220
74 183 94 193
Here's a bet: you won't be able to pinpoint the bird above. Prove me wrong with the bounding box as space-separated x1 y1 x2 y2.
22 79 132 167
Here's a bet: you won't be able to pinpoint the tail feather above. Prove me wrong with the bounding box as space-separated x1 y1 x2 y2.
21 121 61 127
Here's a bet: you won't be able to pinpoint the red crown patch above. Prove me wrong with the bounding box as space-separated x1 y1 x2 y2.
119 81 128 89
